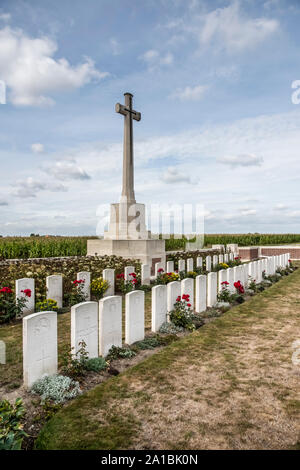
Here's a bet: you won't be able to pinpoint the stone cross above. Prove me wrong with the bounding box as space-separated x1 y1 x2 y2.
116 92 141 204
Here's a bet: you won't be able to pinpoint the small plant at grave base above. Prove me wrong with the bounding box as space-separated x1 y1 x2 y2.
155 271 180 285
106 345 136 361
234 280 245 295
0 286 29 324
0 398 28 450
248 279 257 292
64 279 87 306
132 336 162 351
91 277 109 300
169 294 195 330
159 321 184 334
61 340 89 379
217 281 232 303
36 298 58 312
116 272 139 294
84 356 107 372
31 375 81 404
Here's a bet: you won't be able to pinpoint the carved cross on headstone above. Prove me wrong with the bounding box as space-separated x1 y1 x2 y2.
115 93 141 204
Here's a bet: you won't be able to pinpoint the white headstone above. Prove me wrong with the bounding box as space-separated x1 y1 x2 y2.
23 311 57 388
219 254 224 264
124 266 135 281
141 264 150 285
166 260 174 272
103 268 115 296
206 256 212 272
152 285 167 332
224 254 229 263
181 278 194 309
77 271 91 300
196 257 203 269
207 272 217 307
213 255 218 267
218 269 227 293
229 253 234 261
178 259 185 273
186 258 194 272
195 275 206 313
155 262 164 278
226 267 235 293
233 266 239 284
46 275 63 308
167 281 181 312
99 295 122 357
71 301 98 358
15 278 35 315
125 290 145 345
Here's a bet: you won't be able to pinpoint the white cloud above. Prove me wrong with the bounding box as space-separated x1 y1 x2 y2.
31 143 45 154
0 13 11 22
274 203 289 211
162 167 191 184
140 49 173 70
0 26 109 106
0 199 8 206
13 177 67 198
218 154 263 168
45 160 91 181
168 1 279 53
240 208 257 216
170 84 207 101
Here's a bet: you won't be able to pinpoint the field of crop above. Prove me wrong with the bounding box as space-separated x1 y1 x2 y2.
0 234 299 259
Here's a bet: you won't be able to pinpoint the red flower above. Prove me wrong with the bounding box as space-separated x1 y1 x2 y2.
21 289 31 298
158 268 164 273
288 259 291 263
73 279 85 285
234 280 244 294
0 287 13 294
187 303 191 307
182 294 190 301
130 272 136 278
221 281 229 285
117 273 125 279
176 296 181 302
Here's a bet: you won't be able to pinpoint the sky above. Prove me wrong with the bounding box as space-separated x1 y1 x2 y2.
0 0 300 236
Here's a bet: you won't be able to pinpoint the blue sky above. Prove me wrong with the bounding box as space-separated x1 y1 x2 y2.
0 0 300 236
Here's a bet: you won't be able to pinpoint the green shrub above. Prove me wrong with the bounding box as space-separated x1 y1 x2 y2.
84 357 107 372
159 321 184 334
0 398 27 450
31 375 81 404
133 337 162 350
36 298 58 312
106 345 136 360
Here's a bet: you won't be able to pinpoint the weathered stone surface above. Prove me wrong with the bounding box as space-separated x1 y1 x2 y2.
23 311 57 388
46 275 63 308
178 259 185 273
167 281 181 312
125 290 145 344
99 295 122 357
166 260 174 272
152 285 167 332
15 278 35 315
207 272 217 307
71 301 98 358
103 268 115 296
206 256 211 272
195 275 206 313
77 271 91 300
196 257 203 269
141 264 150 285
186 258 193 272
124 266 135 281
181 278 194 309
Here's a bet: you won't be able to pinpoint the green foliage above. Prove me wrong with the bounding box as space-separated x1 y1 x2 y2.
159 321 184 334
36 298 58 312
169 299 195 330
61 340 89 379
133 337 162 350
84 357 107 372
31 375 81 404
64 281 87 306
106 345 136 360
217 284 232 303
90 277 109 300
0 289 28 324
0 398 27 450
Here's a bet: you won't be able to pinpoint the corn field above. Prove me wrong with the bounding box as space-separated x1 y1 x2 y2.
0 234 299 259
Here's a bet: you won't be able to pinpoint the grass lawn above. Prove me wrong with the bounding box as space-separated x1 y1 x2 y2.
35 267 300 450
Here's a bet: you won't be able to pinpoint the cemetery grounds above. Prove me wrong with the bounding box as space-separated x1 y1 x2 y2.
0 261 299 450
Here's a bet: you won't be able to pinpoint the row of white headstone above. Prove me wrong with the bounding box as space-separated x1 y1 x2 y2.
22 254 290 388
154 253 235 278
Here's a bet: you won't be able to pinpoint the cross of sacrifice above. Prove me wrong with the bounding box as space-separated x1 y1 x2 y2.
115 93 141 204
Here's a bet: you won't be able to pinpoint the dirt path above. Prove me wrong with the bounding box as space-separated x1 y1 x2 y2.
37 269 300 450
